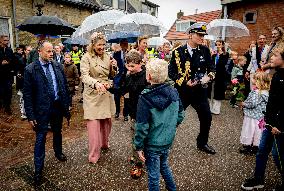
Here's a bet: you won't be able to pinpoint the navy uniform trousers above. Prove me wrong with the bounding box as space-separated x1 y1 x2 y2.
177 85 212 147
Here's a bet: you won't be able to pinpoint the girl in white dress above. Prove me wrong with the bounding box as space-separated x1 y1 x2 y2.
239 72 271 154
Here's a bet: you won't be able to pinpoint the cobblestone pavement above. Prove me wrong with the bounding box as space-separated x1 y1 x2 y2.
0 91 281 190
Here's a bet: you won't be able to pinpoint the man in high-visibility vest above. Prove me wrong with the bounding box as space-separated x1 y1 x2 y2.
70 44 82 75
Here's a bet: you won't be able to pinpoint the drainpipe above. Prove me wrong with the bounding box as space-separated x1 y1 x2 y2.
12 0 18 48
222 5 228 41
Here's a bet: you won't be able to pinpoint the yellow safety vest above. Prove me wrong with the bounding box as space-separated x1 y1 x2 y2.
145 48 157 60
71 50 82 65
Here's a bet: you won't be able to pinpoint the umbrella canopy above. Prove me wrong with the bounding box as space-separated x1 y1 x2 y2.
206 19 250 38
17 15 75 35
107 31 140 43
114 13 166 37
63 37 89 45
77 10 126 38
147 37 169 47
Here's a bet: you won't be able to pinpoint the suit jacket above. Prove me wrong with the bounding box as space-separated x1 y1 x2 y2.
0 46 15 80
54 53 64 64
23 60 70 124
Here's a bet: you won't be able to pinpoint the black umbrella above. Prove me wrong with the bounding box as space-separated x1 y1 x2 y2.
17 15 75 35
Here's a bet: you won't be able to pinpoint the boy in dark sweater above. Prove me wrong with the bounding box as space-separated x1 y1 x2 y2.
122 49 149 121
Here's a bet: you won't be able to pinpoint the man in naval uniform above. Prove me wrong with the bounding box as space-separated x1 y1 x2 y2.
168 22 216 154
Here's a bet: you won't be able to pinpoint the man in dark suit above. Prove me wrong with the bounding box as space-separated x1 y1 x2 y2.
168 22 216 154
53 45 64 64
23 41 71 185
0 35 15 114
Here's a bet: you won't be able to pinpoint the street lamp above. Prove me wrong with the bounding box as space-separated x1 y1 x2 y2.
33 0 45 16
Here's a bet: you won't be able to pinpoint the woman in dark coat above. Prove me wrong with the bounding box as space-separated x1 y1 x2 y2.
209 40 229 114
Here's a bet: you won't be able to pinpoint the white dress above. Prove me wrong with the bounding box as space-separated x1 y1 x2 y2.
240 116 262 146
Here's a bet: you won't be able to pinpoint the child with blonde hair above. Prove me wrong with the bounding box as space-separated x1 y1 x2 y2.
239 71 271 154
134 58 184 190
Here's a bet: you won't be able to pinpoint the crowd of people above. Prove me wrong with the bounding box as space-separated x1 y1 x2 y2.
0 23 284 191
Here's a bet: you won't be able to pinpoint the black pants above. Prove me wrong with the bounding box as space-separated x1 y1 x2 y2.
0 79 13 110
177 85 212 146
34 101 64 173
114 89 129 117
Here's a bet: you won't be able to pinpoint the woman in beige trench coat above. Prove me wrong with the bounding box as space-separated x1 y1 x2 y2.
80 32 116 164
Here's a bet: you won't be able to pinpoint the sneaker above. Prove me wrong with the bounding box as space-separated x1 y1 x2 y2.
124 116 128 121
17 91 22 96
241 177 264 190
21 114 27 120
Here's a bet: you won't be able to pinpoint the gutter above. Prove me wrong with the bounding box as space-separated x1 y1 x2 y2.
12 0 18 48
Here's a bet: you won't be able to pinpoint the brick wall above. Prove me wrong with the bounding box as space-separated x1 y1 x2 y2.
226 0 284 55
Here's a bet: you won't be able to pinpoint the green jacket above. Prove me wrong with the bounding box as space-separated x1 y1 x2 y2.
134 84 184 152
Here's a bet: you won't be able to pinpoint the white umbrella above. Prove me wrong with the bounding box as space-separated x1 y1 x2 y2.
148 37 169 47
207 19 250 38
114 13 166 37
76 10 126 38
204 35 216 41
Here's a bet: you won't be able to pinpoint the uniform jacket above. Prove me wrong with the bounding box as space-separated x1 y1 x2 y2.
134 84 185 152
80 52 115 120
243 89 269 120
23 60 70 123
169 45 215 102
63 62 80 94
265 68 284 131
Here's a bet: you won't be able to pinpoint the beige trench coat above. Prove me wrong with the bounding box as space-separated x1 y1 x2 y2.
80 52 115 120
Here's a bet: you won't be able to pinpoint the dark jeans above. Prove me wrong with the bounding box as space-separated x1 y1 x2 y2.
34 102 64 174
114 90 129 117
178 86 212 146
144 149 176 191
254 129 284 181
0 79 13 110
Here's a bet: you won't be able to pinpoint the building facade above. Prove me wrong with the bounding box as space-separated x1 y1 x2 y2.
0 0 159 49
221 0 284 54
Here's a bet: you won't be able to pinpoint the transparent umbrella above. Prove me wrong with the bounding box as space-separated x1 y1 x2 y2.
206 19 250 38
148 37 169 47
76 10 126 38
114 13 166 37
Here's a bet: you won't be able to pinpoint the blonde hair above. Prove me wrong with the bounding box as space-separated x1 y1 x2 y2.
146 59 168 84
254 72 271 91
125 49 142 64
87 32 106 56
230 51 238 58
238 55 247 63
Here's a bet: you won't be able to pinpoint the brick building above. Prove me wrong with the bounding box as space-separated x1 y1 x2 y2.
0 0 159 49
221 0 284 54
164 10 221 45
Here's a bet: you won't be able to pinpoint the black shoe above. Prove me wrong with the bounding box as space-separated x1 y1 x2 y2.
79 98 83 103
239 145 252 154
34 172 42 186
115 113 119 119
241 177 264 190
197 144 216 154
250 146 259 154
124 116 128 121
55 153 67 162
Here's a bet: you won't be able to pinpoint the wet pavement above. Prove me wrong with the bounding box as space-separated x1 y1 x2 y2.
0 92 282 191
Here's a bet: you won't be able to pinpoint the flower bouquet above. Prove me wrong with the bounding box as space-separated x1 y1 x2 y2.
128 156 144 179
231 78 246 101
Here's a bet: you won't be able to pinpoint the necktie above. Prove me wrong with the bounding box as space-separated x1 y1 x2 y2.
43 63 55 100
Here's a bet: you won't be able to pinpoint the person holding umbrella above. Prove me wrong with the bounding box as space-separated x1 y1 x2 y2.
168 22 216 154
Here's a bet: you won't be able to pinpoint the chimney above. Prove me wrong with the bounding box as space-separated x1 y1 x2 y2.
177 10 184 19
195 8 198 14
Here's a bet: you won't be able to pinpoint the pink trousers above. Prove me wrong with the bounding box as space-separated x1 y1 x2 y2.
87 118 112 163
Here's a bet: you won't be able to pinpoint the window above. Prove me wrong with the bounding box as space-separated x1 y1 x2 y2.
118 0 125 10
102 0 112 7
243 11 257 24
176 20 195 32
0 18 10 36
141 4 148 13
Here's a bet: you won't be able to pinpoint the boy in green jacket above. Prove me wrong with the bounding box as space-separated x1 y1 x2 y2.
134 59 185 191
